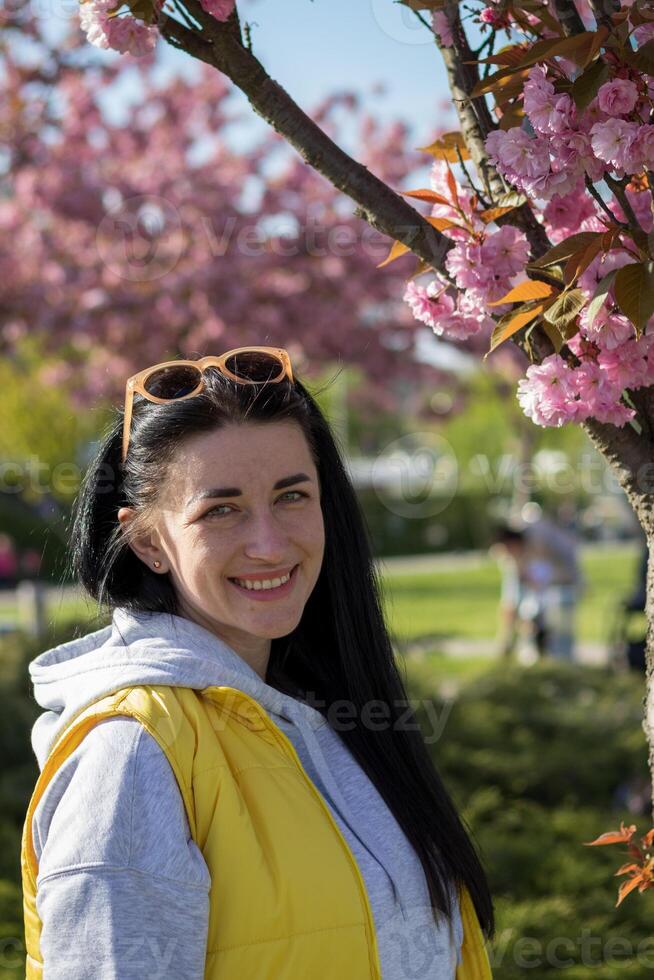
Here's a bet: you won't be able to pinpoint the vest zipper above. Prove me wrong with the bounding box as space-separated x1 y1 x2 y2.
212 686 383 980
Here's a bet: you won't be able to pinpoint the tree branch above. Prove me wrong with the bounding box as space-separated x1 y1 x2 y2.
158 4 455 271
438 1 552 260
551 0 587 36
604 173 646 237
587 0 620 28
584 174 627 227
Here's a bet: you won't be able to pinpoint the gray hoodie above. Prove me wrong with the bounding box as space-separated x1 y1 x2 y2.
28 607 463 979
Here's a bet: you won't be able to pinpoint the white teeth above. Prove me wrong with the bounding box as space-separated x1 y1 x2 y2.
233 570 292 591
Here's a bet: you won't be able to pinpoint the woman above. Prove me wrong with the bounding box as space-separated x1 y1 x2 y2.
21 347 494 978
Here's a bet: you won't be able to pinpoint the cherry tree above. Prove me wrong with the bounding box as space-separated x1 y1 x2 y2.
1 9 452 425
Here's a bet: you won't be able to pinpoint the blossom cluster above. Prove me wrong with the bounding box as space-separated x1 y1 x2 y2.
78 0 235 53
486 62 654 202
405 5 654 430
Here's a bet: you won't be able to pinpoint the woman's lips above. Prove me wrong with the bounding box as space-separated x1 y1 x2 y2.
228 564 299 601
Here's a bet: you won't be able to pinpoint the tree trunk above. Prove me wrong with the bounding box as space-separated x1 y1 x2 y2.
645 536 654 818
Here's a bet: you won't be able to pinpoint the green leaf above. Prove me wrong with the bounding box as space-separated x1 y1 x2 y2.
625 39 654 76
571 58 610 113
530 232 603 269
614 261 654 336
586 269 618 330
486 301 548 356
123 0 156 22
540 321 564 353
494 191 528 209
542 287 585 327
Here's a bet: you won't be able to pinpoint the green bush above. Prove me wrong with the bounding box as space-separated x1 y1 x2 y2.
407 658 652 978
1 624 652 978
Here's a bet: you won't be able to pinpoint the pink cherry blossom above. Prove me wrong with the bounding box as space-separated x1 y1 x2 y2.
485 128 550 179
578 250 633 302
517 354 581 427
627 124 654 171
543 182 603 242
597 79 639 117
614 186 654 232
79 3 157 55
573 363 635 426
199 0 235 20
590 118 640 171
579 305 635 350
524 66 576 134
480 225 530 277
445 240 485 290
598 335 653 389
439 290 492 341
550 131 605 182
105 15 158 55
78 2 114 49
403 280 455 329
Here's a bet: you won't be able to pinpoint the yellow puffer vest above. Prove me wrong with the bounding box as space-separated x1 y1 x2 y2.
22 684 493 978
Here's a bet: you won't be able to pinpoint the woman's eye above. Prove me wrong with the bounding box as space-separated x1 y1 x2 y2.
279 490 307 503
204 491 307 518
204 504 233 518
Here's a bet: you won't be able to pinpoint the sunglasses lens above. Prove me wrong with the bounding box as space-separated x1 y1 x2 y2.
224 351 284 383
144 365 202 399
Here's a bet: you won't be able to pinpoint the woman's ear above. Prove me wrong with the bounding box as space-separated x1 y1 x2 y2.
117 507 167 572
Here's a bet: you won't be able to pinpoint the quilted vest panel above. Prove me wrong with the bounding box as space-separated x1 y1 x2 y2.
21 684 492 979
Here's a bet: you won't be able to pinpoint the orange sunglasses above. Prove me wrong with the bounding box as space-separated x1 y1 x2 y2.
121 347 294 463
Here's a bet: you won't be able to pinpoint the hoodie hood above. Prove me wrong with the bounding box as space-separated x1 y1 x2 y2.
29 606 328 771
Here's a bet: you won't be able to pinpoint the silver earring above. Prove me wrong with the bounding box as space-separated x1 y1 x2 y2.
153 560 162 569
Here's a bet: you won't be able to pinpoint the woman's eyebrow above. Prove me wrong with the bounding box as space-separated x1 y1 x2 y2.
186 472 312 506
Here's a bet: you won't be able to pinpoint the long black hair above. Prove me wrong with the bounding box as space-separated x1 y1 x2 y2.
69 360 494 940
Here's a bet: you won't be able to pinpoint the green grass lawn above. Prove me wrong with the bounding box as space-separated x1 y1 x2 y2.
0 543 641 675
380 543 640 647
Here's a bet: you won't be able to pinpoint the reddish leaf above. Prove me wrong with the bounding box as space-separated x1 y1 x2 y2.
487 280 557 306
584 823 637 847
479 205 520 223
616 875 645 907
377 240 411 269
401 189 453 206
487 302 549 354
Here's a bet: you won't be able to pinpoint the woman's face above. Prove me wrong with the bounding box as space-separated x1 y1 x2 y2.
118 420 325 674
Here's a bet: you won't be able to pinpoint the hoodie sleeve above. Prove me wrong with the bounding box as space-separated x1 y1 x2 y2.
32 716 211 980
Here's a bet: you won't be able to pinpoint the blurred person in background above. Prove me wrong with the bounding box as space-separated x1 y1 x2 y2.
20 547 43 580
491 504 583 662
491 527 549 661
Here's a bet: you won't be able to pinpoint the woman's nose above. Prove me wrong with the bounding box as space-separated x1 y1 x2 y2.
242 511 291 561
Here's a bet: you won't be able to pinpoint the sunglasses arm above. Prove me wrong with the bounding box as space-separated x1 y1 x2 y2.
122 382 135 463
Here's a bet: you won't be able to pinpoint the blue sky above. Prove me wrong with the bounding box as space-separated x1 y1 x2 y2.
154 0 457 155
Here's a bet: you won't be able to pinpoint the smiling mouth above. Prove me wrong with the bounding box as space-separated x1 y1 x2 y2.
227 563 299 592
